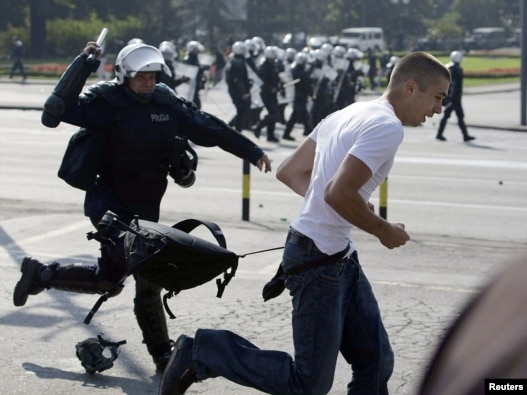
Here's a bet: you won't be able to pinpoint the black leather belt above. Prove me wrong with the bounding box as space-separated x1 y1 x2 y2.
286 229 321 253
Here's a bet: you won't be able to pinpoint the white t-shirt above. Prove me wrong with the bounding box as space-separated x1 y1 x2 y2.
291 100 403 255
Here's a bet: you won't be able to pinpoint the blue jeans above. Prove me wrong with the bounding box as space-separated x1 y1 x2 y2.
192 239 394 395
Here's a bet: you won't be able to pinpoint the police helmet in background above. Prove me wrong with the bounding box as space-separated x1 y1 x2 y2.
127 37 144 46
332 46 346 59
450 50 464 64
346 47 364 61
263 46 278 60
159 41 177 62
186 40 204 54
294 52 309 65
285 48 297 62
231 41 247 57
386 56 400 69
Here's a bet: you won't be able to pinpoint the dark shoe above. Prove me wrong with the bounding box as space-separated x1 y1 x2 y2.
464 135 475 142
267 136 279 143
13 257 46 306
282 135 295 141
253 126 261 139
436 135 446 141
159 335 197 395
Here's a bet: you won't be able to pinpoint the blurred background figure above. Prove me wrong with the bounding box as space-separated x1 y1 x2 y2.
127 37 144 46
365 47 378 91
184 40 207 109
436 50 475 142
158 40 189 90
96 41 110 81
225 41 251 132
9 35 27 82
253 46 281 142
385 55 400 85
418 253 527 395
211 45 226 86
282 52 314 141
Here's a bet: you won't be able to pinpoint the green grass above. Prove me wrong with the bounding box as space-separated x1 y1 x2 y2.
436 55 520 71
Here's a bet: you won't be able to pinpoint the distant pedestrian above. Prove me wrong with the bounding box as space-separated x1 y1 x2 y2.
436 51 475 142
9 35 27 82
96 42 110 81
377 47 393 88
366 47 378 91
212 46 226 86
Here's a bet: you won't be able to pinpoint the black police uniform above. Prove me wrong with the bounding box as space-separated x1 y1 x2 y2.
184 51 206 109
225 53 251 132
14 52 266 371
437 62 474 142
254 57 281 142
283 61 314 139
310 60 334 127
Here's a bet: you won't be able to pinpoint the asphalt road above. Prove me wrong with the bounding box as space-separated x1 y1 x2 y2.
0 78 526 394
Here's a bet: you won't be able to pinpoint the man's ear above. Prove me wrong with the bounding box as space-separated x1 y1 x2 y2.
404 79 418 96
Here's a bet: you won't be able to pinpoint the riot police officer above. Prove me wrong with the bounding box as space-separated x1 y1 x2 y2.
184 40 207 109
225 41 252 132
13 41 271 372
436 50 475 142
158 40 189 90
282 52 314 140
254 46 281 142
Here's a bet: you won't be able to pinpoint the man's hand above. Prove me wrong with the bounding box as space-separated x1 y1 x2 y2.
256 154 272 173
82 41 101 59
378 222 410 249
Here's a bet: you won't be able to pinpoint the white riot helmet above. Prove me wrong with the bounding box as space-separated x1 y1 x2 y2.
285 47 297 61
263 46 278 60
320 43 334 56
294 52 309 65
158 41 177 62
450 50 464 64
252 36 266 51
387 56 400 68
186 40 204 54
313 49 326 62
332 45 346 58
346 47 363 60
244 39 257 54
231 41 247 56
127 37 144 46
115 44 172 84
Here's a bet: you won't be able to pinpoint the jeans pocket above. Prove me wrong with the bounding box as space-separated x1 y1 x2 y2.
285 273 305 295
318 261 345 282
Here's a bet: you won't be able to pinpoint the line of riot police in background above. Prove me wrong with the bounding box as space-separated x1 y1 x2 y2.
112 36 400 143
222 38 399 142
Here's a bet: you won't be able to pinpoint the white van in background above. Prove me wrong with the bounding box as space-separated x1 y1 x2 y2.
338 27 384 51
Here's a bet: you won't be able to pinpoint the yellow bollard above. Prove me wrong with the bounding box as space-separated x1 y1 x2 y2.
242 160 250 221
379 177 388 219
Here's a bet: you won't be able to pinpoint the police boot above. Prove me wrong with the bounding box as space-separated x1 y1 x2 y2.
13 257 47 306
13 257 115 307
134 294 173 371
